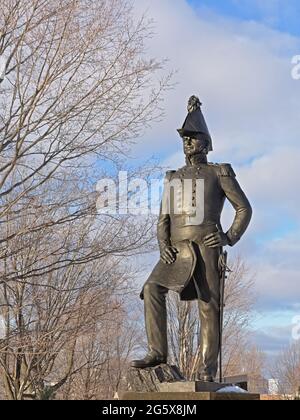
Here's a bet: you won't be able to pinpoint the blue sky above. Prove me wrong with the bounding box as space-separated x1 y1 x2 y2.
133 0 300 364
188 0 300 36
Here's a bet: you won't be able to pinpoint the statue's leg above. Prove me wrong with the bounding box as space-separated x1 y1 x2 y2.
197 245 221 380
143 282 169 359
198 297 220 379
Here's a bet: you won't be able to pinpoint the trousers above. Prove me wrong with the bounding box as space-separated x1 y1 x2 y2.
143 243 221 377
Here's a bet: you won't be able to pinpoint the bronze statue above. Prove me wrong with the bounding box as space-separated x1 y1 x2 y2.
131 96 252 382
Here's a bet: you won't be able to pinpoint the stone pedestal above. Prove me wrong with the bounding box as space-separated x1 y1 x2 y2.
159 381 234 393
121 364 258 401
118 391 260 401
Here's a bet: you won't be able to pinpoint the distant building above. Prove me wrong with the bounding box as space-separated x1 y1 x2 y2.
268 379 280 395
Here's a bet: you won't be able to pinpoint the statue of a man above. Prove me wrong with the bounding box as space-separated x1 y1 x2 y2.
131 96 252 382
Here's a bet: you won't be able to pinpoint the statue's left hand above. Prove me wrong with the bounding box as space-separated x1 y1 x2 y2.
203 231 229 248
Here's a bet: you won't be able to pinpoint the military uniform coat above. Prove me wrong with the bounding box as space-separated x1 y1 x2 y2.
142 162 252 302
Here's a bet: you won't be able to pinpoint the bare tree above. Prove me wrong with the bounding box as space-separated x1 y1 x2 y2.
271 342 300 396
57 300 144 400
222 257 256 376
0 0 169 400
0 0 168 241
0 170 159 399
225 345 267 394
0 197 150 399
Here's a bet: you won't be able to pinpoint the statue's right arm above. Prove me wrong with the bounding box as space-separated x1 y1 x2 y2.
157 171 178 264
157 204 171 252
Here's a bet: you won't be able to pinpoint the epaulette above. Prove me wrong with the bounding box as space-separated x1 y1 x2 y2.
218 163 236 177
209 163 236 177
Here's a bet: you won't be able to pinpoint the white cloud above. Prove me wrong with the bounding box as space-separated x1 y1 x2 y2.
133 0 300 162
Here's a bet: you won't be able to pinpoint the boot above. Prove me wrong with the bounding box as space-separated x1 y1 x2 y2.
130 353 167 369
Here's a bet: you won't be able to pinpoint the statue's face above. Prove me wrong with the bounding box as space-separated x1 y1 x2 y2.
183 137 207 156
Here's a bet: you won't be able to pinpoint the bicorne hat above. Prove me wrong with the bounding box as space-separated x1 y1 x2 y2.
177 96 213 152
